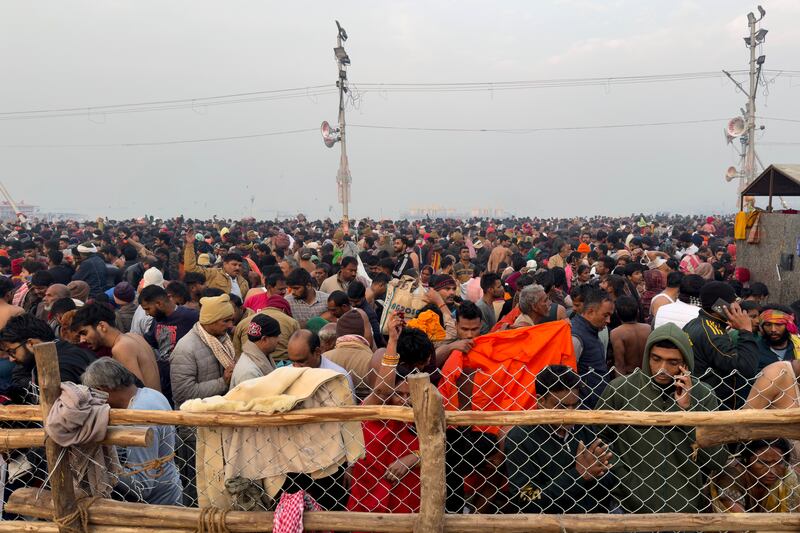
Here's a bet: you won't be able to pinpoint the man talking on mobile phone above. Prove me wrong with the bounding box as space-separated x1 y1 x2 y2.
683 281 761 410
596 323 729 514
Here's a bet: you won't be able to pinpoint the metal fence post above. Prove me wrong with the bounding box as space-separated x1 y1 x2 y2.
408 373 445 533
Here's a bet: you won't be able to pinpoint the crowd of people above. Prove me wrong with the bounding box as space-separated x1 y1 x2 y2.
0 212 798 517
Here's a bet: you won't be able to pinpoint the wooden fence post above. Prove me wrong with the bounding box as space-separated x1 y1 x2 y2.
408 373 445 533
33 341 78 532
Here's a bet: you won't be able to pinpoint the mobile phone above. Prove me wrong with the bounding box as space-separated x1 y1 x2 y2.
711 298 731 317
674 368 690 383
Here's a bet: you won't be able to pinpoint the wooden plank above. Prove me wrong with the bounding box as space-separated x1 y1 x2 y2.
0 404 415 426
696 422 800 448
3 404 798 428
442 512 800 532
0 426 153 450
409 374 445 533
0 404 40 421
444 407 800 427
8 488 415 532
0 525 188 533
9 490 800 532
33 341 78 533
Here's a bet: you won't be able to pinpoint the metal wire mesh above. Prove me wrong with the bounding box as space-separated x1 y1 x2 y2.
2 365 799 520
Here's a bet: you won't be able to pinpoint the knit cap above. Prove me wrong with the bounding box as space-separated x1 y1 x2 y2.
200 294 234 325
142 267 165 288
113 282 135 303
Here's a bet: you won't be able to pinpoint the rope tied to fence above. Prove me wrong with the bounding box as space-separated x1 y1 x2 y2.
196 506 231 533
119 452 175 479
53 495 100 533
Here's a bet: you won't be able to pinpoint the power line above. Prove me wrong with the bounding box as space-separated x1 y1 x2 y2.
2 69 797 121
0 118 733 148
759 116 800 123
0 85 333 117
0 128 316 148
360 69 800 88
350 118 727 133
0 89 337 122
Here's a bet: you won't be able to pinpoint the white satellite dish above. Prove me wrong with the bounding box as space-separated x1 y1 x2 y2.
726 117 746 138
725 166 739 182
321 121 338 148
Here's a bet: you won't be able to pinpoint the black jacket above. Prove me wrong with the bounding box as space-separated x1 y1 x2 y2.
683 309 760 410
48 264 75 285
505 423 615 513
356 300 385 348
73 254 109 298
9 340 96 405
105 264 123 288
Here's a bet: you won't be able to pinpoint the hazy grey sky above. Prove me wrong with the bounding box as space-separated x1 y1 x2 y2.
1 0 799 221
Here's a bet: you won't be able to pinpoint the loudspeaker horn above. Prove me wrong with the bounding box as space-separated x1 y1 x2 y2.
321 121 338 148
723 128 735 145
727 117 746 138
725 166 739 182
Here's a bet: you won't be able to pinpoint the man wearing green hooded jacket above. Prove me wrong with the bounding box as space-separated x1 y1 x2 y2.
597 322 729 514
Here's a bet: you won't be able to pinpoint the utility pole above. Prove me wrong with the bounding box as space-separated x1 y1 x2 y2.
723 5 766 206
744 7 764 183
320 22 352 232
334 21 351 233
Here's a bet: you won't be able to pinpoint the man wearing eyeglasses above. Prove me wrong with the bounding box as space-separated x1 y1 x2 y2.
504 365 615 513
2 314 95 405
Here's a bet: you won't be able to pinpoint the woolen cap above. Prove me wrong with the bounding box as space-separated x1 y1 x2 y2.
199 294 235 325
113 282 136 303
142 267 165 288
248 313 281 339
336 309 366 337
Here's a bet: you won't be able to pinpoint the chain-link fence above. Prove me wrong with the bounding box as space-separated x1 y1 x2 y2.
2 364 799 524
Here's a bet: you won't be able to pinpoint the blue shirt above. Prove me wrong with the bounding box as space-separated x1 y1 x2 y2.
115 387 182 505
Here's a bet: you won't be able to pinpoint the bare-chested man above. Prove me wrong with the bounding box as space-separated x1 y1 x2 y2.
0 277 24 330
610 296 652 376
746 360 800 410
72 302 161 391
487 234 512 274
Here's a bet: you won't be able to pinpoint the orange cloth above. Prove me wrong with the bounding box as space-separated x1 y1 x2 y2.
734 211 747 240
406 310 447 341
438 321 576 434
245 256 263 284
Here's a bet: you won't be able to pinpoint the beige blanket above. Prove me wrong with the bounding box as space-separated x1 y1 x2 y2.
182 366 365 507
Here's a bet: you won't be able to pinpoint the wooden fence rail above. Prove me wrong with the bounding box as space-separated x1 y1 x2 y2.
3 341 797 533
3 402 799 427
0 426 153 450
8 488 800 532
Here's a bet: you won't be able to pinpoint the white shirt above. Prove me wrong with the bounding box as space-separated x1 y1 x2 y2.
675 244 698 260
130 305 153 336
319 356 355 395
653 300 700 330
227 274 242 299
